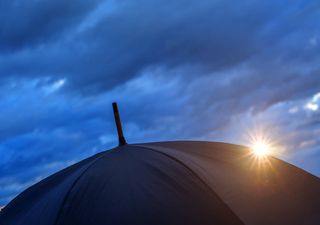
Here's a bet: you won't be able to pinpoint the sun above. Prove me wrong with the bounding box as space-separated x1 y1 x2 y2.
246 127 285 160
252 141 270 157
246 127 275 158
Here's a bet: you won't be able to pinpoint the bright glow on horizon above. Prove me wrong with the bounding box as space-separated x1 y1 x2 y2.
247 128 277 159
251 140 270 157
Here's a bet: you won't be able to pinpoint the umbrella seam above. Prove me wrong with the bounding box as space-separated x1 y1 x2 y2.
52 147 119 225
134 144 246 225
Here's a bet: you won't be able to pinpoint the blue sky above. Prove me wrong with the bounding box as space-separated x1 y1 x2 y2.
0 0 319 205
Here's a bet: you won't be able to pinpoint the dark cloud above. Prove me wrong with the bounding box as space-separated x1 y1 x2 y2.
0 0 101 51
1 0 309 92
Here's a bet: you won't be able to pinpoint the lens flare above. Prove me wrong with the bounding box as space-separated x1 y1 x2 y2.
245 127 285 171
252 140 270 157
246 128 276 158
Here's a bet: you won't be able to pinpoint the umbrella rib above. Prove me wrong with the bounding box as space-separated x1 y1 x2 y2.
52 148 119 225
134 144 246 225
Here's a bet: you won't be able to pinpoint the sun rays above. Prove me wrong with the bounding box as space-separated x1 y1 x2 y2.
252 140 270 157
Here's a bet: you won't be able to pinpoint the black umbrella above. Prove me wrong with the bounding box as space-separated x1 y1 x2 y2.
1 103 319 225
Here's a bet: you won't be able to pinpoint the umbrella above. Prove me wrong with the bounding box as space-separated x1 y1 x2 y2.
0 103 319 225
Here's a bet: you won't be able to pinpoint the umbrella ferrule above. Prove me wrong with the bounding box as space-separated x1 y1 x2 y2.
112 102 127 146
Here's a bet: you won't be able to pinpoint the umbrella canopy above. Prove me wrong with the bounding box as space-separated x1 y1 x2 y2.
1 103 319 225
1 141 320 225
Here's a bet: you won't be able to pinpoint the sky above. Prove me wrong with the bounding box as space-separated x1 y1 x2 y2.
0 0 319 206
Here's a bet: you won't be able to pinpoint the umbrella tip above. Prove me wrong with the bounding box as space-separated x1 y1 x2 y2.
112 102 127 146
